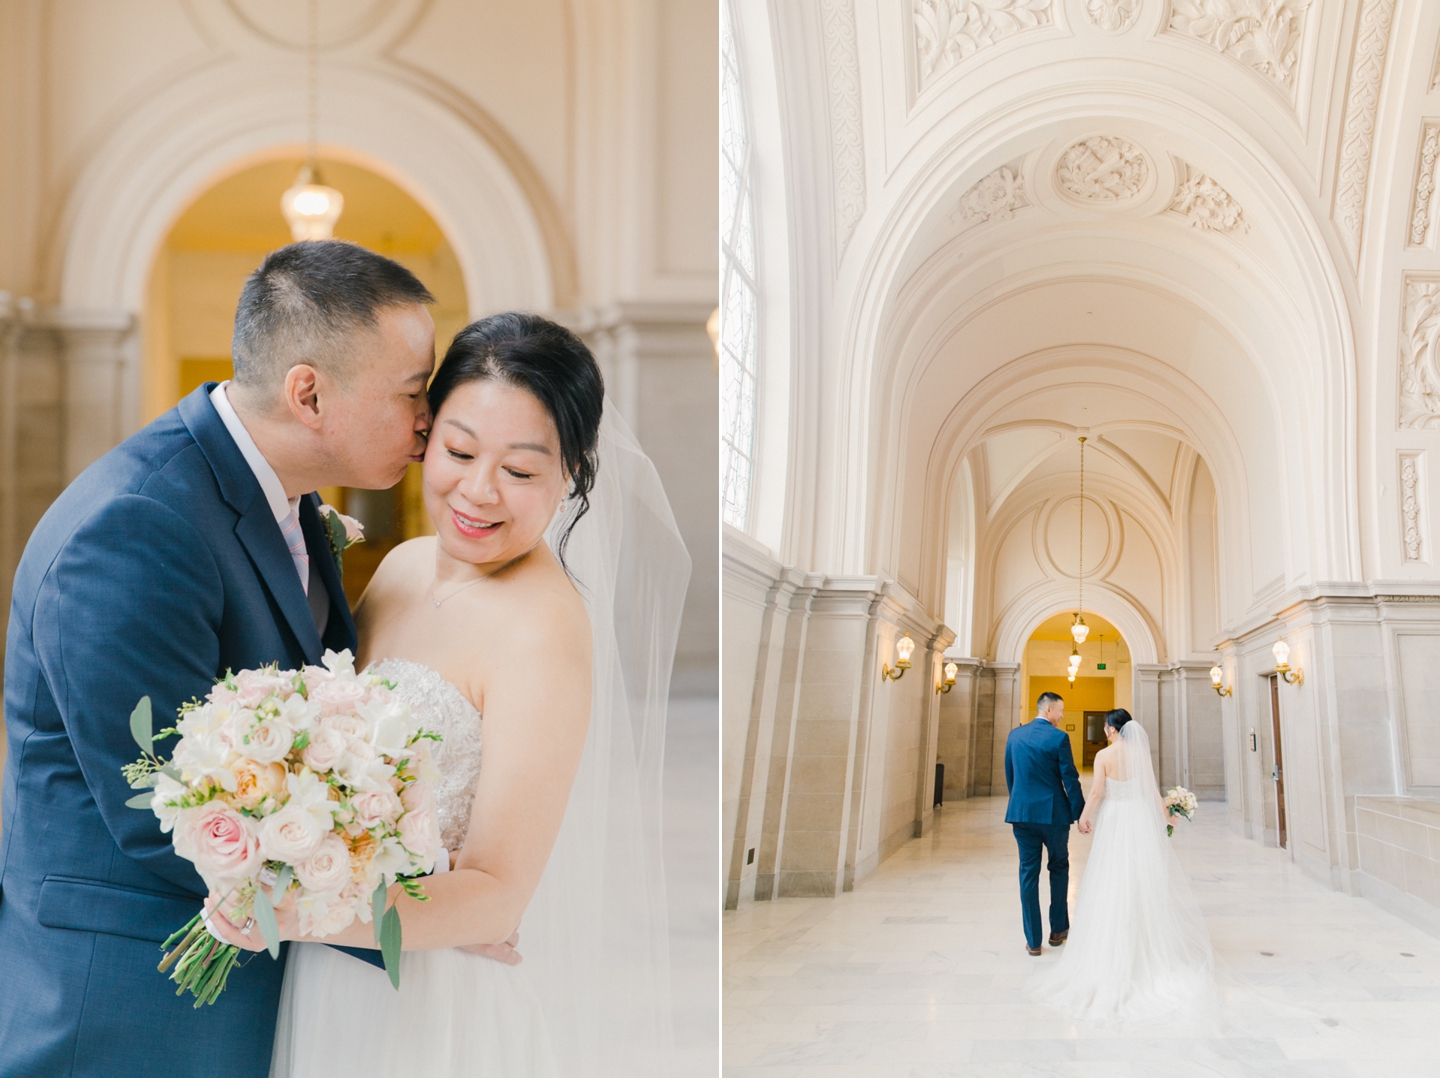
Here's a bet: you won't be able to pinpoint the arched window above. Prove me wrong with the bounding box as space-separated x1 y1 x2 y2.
720 0 759 531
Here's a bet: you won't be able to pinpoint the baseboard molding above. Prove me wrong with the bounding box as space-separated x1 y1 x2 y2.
1355 870 1440 941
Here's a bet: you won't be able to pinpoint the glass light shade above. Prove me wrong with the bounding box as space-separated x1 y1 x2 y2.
896 634 915 663
281 167 344 241
1210 664 1223 687
1067 673 1076 684
1071 615 1089 644
1272 638 1290 669
944 660 959 682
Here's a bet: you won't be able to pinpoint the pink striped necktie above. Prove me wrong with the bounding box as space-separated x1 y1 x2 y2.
279 504 309 595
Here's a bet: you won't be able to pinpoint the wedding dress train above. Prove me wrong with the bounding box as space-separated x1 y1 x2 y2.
270 658 560 1077
1027 721 1216 1025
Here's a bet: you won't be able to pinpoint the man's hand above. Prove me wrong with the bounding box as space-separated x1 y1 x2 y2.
461 929 523 966
1077 817 1092 835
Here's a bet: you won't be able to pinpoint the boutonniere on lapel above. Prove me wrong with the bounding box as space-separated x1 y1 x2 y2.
318 503 364 575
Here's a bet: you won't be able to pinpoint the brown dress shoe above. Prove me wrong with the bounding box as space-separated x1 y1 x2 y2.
1026 945 1042 956
1048 930 1068 946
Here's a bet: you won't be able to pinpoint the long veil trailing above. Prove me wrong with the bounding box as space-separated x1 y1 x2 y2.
522 403 691 1076
1028 718 1217 1026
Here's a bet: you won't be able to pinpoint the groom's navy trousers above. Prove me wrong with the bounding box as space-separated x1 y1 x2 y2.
1004 718 1086 950
0 385 360 1078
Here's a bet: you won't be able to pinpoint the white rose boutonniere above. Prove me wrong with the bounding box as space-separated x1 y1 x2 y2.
318 503 364 576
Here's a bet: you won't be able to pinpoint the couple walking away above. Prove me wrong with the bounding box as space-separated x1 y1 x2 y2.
1005 692 1216 1024
0 241 688 1077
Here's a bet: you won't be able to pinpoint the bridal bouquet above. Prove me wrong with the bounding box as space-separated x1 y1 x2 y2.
1164 786 1198 837
122 649 443 1005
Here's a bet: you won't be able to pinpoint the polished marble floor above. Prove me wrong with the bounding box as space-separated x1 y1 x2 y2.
723 795 1440 1077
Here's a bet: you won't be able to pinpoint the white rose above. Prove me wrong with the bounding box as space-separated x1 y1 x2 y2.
258 801 328 863
240 715 295 765
301 723 347 773
294 833 354 894
349 787 403 830
296 890 358 938
397 803 441 865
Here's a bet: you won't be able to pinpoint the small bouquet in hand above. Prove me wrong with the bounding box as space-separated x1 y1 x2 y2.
1164 786 1198 836
122 649 443 1006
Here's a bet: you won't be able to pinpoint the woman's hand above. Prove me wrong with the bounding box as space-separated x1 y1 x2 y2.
460 927 523 966
204 883 299 951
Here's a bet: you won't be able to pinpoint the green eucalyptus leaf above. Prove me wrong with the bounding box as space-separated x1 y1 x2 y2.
160 763 183 782
380 904 401 990
125 792 155 809
372 879 387 947
252 884 281 960
274 863 293 896
130 697 153 753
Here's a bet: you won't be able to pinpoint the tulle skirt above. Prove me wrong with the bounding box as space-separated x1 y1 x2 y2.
270 942 560 1077
1027 788 1216 1025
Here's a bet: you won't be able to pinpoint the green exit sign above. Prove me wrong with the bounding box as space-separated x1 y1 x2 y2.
1097 663 1107 670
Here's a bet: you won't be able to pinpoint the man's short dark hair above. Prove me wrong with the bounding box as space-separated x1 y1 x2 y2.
1037 691 1063 711
231 240 434 392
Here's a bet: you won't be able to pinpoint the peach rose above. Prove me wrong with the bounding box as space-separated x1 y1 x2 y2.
294 833 353 894
229 758 288 811
301 723 347 773
349 787 403 830
173 802 262 888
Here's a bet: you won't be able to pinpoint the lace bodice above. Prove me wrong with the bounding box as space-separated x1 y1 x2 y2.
1103 775 1146 802
370 658 482 852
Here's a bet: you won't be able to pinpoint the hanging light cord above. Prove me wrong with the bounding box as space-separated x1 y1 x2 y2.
306 0 319 171
1077 435 1086 616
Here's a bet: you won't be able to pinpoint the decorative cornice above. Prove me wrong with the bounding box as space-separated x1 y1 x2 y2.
1055 136 1149 203
1084 0 1141 33
1400 275 1440 429
1410 123 1440 248
820 0 866 260
1169 164 1248 233
1334 0 1399 267
912 0 1054 89
1168 0 1310 92
954 165 1028 228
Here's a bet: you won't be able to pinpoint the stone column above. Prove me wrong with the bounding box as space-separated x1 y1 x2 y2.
937 658 983 801
989 663 1021 792
52 309 137 484
914 626 957 836
1133 664 1165 779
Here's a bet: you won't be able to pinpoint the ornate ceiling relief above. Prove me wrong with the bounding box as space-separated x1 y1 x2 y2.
954 166 1028 228
1169 165 1248 232
912 0 1054 88
1334 0 1399 267
1055 136 1150 202
1168 0 1310 91
1084 0 1142 34
820 0 866 259
1410 124 1440 248
1400 452 1428 563
1400 276 1440 429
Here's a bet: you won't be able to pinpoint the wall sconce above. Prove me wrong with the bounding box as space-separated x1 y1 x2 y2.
1272 637 1303 686
1209 663 1232 697
936 660 959 694
882 633 915 682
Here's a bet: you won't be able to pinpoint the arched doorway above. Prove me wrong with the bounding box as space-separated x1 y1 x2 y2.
1020 611 1130 772
143 155 470 600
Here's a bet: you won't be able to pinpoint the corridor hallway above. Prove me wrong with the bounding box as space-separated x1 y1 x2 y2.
723 797 1440 1077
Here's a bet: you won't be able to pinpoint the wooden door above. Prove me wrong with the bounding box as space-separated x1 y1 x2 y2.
1269 674 1287 849
1082 711 1108 767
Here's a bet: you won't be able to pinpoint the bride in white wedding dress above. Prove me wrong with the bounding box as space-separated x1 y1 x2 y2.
1028 709 1217 1025
212 313 687 1077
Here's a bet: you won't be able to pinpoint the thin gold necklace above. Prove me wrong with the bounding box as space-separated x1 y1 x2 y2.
430 542 541 607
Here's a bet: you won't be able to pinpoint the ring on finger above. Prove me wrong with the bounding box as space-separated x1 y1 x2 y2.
241 918 255 936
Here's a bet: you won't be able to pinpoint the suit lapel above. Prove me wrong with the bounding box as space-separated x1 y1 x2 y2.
299 494 358 653
179 385 324 664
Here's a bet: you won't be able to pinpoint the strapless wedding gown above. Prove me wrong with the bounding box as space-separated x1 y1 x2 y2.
269 659 559 1077
1027 775 1216 1024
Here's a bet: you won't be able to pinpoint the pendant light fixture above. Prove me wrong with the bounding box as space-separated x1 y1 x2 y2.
281 0 344 241
1071 435 1089 659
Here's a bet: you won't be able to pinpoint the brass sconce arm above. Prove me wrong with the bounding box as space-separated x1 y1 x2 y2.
881 660 909 682
1277 666 1304 686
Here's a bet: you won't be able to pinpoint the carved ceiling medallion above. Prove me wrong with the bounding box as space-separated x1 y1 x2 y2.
1084 0 1142 33
1055 136 1150 203
1170 168 1248 233
955 166 1028 228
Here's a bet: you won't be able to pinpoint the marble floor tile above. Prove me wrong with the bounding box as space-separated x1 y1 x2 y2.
723 796 1440 1077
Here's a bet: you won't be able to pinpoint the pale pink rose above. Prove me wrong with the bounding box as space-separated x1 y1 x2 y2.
294 833 353 893
397 804 441 861
323 713 370 743
258 801 328 863
318 507 365 545
206 683 240 708
301 723 347 773
349 787 403 830
228 758 289 811
173 803 262 887
308 677 368 715
296 891 358 937
400 779 435 816
233 669 289 708
239 716 294 765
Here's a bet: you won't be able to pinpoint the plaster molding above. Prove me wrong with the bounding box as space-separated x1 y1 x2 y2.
1084 0 1141 34
820 0 866 260
911 0 1055 89
1054 135 1150 203
1169 163 1249 233
1333 0 1399 267
1409 123 1440 248
1167 0 1310 93
1432 33 1440 92
1399 275 1440 429
953 164 1028 229
1400 451 1427 563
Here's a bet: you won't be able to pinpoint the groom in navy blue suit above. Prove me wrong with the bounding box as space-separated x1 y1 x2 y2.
0 242 439 1077
1004 691 1086 956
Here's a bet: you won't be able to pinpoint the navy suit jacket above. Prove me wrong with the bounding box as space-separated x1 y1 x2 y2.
1004 718 1086 826
0 384 361 1078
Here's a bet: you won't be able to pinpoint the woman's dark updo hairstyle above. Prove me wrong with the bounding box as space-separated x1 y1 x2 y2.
427 312 604 570
1104 708 1133 734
